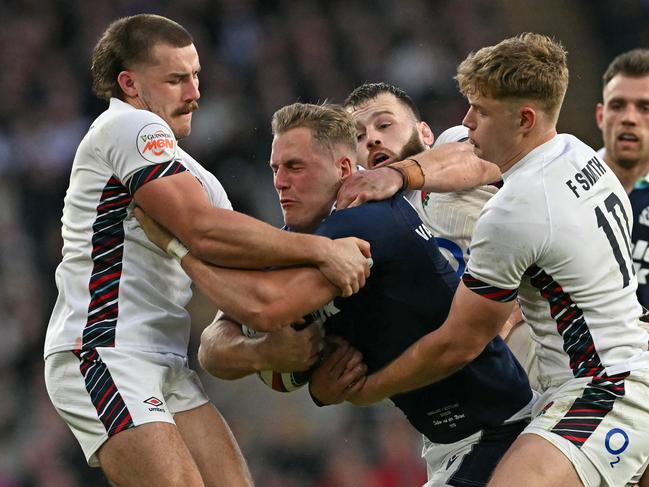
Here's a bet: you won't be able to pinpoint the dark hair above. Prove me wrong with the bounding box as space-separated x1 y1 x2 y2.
343 82 422 121
603 48 649 88
91 14 193 101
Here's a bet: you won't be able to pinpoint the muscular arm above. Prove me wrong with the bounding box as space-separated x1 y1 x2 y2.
336 142 500 208
134 172 370 296
134 207 349 330
180 252 341 332
198 312 323 380
348 282 514 405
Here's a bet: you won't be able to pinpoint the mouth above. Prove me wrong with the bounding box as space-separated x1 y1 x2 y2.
280 199 297 208
368 151 394 168
618 133 639 143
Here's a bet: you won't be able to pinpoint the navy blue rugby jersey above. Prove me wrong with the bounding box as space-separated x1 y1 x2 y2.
310 194 532 444
629 178 649 308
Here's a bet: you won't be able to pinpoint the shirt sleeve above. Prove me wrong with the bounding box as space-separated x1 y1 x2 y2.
92 109 187 194
464 194 550 302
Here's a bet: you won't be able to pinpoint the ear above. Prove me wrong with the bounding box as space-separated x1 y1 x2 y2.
338 156 354 180
418 121 435 146
117 70 139 98
595 102 604 130
519 106 537 132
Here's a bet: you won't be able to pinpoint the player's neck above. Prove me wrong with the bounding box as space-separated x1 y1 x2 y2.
605 156 649 193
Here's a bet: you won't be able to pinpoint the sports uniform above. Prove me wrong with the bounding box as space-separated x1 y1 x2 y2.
308 195 534 487
44 98 231 466
465 134 649 486
629 177 649 309
408 125 538 388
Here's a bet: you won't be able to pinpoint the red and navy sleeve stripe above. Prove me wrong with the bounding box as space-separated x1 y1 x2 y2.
127 160 187 195
462 272 518 302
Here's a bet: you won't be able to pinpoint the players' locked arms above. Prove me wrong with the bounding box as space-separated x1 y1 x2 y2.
387 158 425 190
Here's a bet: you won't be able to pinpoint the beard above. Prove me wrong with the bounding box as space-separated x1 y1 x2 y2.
398 128 427 160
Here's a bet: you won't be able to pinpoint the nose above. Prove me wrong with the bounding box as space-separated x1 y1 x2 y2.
462 107 476 131
274 166 289 191
365 126 383 150
621 105 638 125
183 77 200 102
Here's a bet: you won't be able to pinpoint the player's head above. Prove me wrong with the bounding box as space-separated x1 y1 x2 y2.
456 33 569 170
270 103 356 233
343 82 433 168
91 14 200 138
596 48 649 170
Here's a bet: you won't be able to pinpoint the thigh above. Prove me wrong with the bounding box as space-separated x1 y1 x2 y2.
175 403 254 487
98 421 204 487
487 433 583 487
529 373 649 486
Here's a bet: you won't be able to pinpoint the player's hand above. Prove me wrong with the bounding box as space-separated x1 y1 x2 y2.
336 167 403 209
309 336 367 405
133 207 175 250
318 237 372 298
413 142 501 192
260 319 325 372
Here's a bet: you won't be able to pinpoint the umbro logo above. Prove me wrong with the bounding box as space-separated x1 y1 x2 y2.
446 454 459 470
143 396 166 412
143 396 163 406
639 206 649 227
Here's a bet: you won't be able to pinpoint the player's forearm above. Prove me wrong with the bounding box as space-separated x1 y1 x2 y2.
181 253 338 332
184 209 334 270
198 319 267 380
391 143 500 193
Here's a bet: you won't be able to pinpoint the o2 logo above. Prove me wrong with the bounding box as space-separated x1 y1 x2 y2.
605 428 629 468
435 238 466 276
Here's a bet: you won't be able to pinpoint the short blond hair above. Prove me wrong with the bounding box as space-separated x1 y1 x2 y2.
455 33 569 122
271 103 356 154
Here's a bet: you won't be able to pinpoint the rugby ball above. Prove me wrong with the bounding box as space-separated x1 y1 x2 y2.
241 322 316 392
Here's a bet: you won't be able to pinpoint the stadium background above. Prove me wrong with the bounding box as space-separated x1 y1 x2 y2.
1 0 648 485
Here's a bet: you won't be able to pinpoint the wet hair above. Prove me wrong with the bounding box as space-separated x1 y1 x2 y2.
343 82 421 121
455 33 569 123
603 48 649 88
271 102 357 153
91 14 193 101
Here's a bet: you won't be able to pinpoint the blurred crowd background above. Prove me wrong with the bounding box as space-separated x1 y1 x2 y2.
2 0 649 485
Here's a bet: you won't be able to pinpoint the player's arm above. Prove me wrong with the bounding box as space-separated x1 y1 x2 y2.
134 207 345 331
336 142 500 208
134 171 370 297
347 282 513 406
198 311 324 380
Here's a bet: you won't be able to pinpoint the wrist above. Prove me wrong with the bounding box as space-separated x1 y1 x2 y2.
308 384 327 407
387 158 425 190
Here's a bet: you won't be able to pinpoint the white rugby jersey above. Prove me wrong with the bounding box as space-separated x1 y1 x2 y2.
464 134 649 390
44 98 231 358
407 126 497 274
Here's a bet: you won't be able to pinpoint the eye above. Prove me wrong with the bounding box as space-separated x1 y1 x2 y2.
356 133 366 142
379 122 391 129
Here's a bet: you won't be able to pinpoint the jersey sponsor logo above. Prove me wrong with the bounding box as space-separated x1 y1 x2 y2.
605 428 629 468
136 123 176 163
435 237 466 276
639 206 649 227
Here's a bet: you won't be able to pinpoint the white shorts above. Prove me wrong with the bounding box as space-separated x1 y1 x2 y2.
422 420 528 487
44 347 210 467
523 369 649 486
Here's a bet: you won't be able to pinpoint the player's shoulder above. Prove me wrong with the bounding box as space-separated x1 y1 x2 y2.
317 197 401 238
